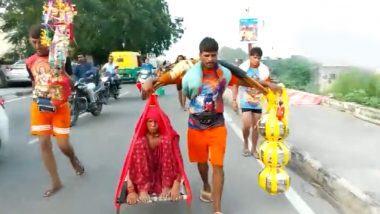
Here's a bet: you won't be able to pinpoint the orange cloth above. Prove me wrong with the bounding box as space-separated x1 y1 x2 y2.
229 74 238 86
174 77 183 91
187 126 227 166
30 101 70 138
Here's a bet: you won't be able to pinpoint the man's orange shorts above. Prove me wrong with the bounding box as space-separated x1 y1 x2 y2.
30 101 71 138
187 126 227 166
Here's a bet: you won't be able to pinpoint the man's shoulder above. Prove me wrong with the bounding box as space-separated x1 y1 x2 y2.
25 54 38 68
181 60 200 77
239 60 250 71
26 53 38 60
85 62 93 67
186 61 200 71
258 63 270 80
26 54 50 70
218 64 231 73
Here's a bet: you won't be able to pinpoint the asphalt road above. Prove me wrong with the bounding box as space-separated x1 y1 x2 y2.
0 84 339 214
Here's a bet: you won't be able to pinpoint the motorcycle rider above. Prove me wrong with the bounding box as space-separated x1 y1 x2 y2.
73 53 97 110
136 57 157 99
137 57 156 86
141 56 155 71
101 55 121 89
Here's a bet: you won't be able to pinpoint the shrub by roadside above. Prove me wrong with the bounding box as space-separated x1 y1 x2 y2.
327 69 380 109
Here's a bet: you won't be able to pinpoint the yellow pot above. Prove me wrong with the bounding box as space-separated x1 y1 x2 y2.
258 167 290 195
258 141 290 168
258 112 289 141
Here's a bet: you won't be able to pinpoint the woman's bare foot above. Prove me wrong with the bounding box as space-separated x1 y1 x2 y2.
170 181 181 201
160 187 170 199
126 192 138 204
138 191 150 203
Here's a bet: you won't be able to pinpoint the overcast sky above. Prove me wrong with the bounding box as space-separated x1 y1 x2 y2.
164 0 380 69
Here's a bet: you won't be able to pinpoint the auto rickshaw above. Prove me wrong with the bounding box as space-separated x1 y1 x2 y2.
110 51 141 82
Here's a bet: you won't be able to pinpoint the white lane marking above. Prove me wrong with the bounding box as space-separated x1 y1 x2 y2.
28 91 130 145
224 112 316 214
5 96 30 103
120 91 130 97
28 138 38 145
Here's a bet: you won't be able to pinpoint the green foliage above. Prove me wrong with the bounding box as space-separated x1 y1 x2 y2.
268 56 318 91
219 47 248 63
328 70 380 108
0 0 44 56
0 0 184 63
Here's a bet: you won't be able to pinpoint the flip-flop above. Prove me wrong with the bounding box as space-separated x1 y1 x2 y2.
252 151 259 159
43 186 63 198
200 189 213 203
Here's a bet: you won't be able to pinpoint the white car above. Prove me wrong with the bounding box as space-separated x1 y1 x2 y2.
0 96 9 151
0 59 32 88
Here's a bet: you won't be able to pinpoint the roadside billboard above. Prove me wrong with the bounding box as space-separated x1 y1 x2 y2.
239 18 258 42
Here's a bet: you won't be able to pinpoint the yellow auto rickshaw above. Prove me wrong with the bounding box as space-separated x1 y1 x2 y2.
110 51 141 82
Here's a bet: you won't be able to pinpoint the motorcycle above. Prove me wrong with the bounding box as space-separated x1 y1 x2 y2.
69 77 106 127
0 96 9 152
136 68 156 100
101 72 120 104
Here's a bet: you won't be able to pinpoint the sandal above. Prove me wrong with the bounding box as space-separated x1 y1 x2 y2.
43 185 62 197
252 151 259 159
72 157 85 176
242 149 251 157
181 106 188 111
200 189 213 203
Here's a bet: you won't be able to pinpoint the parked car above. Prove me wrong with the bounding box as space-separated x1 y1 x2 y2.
0 59 31 88
0 96 9 152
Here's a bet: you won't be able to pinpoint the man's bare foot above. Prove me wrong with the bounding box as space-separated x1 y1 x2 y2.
43 184 63 197
138 191 150 203
70 157 85 176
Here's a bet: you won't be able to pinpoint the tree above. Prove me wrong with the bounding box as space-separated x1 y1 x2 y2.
269 56 318 91
0 0 184 63
219 46 248 63
0 0 44 57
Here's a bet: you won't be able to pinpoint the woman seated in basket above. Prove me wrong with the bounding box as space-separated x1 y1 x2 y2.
126 106 182 204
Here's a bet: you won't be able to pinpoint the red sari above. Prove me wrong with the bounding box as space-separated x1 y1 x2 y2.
128 105 181 194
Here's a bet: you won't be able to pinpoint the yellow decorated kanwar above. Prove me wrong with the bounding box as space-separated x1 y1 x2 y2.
258 85 291 195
